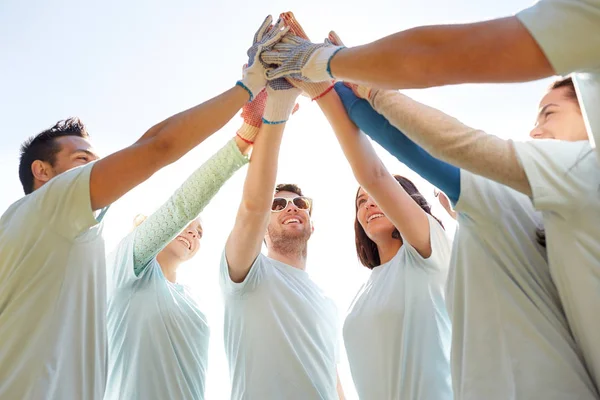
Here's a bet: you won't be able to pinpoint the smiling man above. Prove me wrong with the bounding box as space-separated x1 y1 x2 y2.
220 77 343 399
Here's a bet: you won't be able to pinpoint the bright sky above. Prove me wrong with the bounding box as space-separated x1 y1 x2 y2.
0 0 553 398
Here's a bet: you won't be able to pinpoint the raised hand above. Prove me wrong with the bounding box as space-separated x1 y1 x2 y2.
238 15 290 101
260 29 345 83
278 12 335 100
237 88 268 144
263 78 302 125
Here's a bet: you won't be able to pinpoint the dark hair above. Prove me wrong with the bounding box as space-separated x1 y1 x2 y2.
354 175 443 269
275 183 303 197
18 117 89 194
549 76 579 106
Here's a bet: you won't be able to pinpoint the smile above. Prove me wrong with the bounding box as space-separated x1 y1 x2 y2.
176 236 191 250
367 213 385 223
283 218 301 225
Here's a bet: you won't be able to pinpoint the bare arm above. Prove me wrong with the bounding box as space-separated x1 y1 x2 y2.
89 85 249 210
225 122 286 283
370 89 532 195
330 17 553 89
317 90 432 257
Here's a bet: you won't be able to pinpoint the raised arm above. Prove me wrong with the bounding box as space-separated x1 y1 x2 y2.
225 79 301 283
365 87 532 196
334 82 460 204
132 136 250 273
89 15 288 211
317 87 432 257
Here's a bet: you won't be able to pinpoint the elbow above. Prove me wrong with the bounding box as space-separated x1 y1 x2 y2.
354 164 388 192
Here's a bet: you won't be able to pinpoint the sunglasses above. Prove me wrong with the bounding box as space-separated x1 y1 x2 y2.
271 196 312 213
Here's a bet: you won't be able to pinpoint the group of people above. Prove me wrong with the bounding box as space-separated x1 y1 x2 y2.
0 1 599 399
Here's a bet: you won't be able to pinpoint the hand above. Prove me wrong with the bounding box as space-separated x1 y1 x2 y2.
263 78 302 124
238 15 289 101
278 12 334 100
261 32 345 83
237 88 268 144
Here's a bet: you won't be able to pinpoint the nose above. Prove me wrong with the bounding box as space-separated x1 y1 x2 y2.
187 229 197 239
364 197 377 209
285 203 299 213
530 125 543 139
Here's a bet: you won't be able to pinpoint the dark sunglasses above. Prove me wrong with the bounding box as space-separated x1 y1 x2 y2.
271 196 312 213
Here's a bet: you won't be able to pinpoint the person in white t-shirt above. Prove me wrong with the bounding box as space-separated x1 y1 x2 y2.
0 15 289 399
105 106 261 399
340 69 600 397
219 77 344 399
261 0 600 161
311 76 452 399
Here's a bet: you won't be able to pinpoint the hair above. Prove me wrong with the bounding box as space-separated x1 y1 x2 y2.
354 175 444 269
275 183 303 197
548 76 579 106
18 117 89 194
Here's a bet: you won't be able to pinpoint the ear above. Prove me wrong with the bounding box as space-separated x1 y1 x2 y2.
31 160 55 187
311 220 315 234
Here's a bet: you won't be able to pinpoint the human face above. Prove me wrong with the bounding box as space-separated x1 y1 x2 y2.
51 136 100 174
266 190 313 245
530 87 587 142
161 219 203 262
356 188 395 243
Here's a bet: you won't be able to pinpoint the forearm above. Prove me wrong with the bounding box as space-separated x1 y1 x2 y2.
242 123 284 213
138 85 249 166
371 89 531 195
133 138 249 271
335 83 460 203
330 17 553 89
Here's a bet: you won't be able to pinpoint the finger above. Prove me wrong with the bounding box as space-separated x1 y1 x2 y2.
280 11 309 40
254 15 273 44
265 65 299 80
280 34 305 46
263 24 290 48
291 103 300 114
328 31 345 47
261 50 285 66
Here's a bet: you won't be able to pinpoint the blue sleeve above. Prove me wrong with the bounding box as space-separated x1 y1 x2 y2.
335 83 460 204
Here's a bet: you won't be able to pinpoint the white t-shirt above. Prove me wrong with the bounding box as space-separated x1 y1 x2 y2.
517 0 600 160
0 163 108 400
220 252 339 400
448 170 598 400
514 139 600 392
343 214 452 400
104 233 210 400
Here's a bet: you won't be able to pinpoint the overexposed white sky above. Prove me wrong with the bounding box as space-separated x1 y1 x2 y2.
0 0 552 398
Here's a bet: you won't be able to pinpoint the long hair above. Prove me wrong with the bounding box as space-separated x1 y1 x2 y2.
354 175 443 269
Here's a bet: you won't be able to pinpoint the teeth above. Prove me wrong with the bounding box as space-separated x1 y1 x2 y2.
367 213 384 223
284 218 300 225
177 237 191 249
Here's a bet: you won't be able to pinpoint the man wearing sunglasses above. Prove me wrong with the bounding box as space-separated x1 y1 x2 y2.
219 78 344 399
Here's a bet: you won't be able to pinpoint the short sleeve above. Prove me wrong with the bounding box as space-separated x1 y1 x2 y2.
516 0 600 74
219 250 266 296
513 140 598 212
403 214 452 273
574 72 600 162
33 162 99 240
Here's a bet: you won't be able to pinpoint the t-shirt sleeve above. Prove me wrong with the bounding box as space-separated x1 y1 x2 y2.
219 249 266 296
403 213 452 273
516 0 600 74
34 162 99 240
513 140 597 213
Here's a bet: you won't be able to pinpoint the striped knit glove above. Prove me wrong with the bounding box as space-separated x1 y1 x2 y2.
278 12 335 100
237 15 289 101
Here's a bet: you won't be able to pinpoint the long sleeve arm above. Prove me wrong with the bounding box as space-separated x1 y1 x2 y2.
368 88 531 196
335 83 461 203
133 138 249 274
